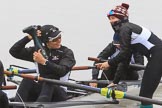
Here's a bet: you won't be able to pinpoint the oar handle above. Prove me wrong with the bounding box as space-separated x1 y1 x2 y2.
72 66 96 71
9 68 36 74
0 85 17 90
88 57 146 70
18 69 36 73
4 70 100 93
125 94 162 106
78 80 109 84
4 70 38 81
129 64 146 69
88 57 107 62
8 66 97 74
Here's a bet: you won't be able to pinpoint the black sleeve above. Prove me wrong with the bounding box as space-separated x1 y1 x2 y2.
46 49 76 77
9 36 35 62
97 42 116 59
108 26 132 66
113 60 130 84
132 52 144 65
92 43 116 80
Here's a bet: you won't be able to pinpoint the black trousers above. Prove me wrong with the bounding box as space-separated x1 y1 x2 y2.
14 79 67 108
0 90 9 108
139 46 162 105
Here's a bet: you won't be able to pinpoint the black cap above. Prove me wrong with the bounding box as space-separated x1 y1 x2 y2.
41 25 61 42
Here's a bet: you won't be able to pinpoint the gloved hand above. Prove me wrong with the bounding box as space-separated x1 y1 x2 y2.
23 25 41 37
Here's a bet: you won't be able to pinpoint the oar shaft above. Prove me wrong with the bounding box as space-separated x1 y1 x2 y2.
129 64 145 69
88 57 107 62
0 85 17 90
72 66 96 71
9 100 119 107
18 69 36 73
4 70 100 93
11 66 97 73
125 94 162 105
78 80 109 84
40 77 101 93
88 57 146 69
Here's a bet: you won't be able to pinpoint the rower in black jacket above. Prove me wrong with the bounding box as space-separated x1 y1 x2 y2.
9 25 76 107
90 40 144 88
96 3 162 108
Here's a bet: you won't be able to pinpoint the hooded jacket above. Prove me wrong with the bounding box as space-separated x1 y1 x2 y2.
108 21 162 66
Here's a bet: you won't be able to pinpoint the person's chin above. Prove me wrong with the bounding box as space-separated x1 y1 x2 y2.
52 45 61 49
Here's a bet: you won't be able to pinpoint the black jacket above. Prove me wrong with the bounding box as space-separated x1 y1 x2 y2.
92 42 144 83
108 21 162 66
9 36 76 79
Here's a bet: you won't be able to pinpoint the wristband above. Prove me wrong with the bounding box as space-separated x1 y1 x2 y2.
43 60 48 65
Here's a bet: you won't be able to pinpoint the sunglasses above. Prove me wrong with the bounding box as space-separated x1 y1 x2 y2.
49 35 61 42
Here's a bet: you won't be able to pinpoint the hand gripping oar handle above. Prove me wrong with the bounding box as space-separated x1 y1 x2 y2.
32 31 48 59
72 66 97 71
88 57 146 70
0 85 17 90
23 26 49 75
4 70 162 106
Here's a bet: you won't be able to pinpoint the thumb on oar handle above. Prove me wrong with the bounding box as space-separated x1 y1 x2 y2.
0 85 17 90
72 66 96 71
